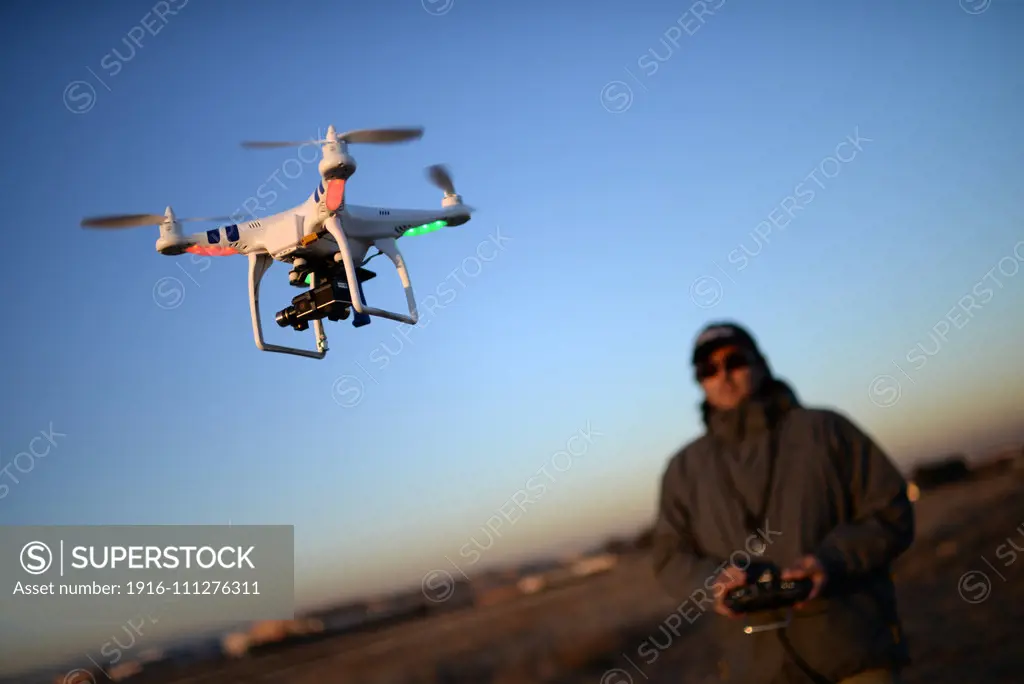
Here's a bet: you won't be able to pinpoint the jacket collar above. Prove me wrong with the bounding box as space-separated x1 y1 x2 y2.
701 379 799 444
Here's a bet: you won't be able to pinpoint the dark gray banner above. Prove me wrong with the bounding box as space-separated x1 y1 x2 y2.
2 525 295 637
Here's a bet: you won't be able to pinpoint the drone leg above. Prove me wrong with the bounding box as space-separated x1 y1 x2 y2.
248 253 327 359
372 238 419 322
309 274 329 353
350 277 371 328
325 217 418 325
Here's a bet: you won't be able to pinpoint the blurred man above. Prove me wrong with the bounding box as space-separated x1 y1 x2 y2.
652 321 914 684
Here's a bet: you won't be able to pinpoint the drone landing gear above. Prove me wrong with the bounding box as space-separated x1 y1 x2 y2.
323 216 419 326
249 253 328 359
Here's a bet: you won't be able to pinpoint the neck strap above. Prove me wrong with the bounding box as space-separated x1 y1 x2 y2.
714 421 781 544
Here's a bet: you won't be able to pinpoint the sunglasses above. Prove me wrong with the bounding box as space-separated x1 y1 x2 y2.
694 352 751 381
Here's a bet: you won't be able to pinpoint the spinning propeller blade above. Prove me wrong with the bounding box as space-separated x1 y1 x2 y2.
241 126 424 149
81 214 233 229
427 164 456 195
335 127 424 144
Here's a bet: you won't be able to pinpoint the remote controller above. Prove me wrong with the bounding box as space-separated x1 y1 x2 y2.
723 561 814 613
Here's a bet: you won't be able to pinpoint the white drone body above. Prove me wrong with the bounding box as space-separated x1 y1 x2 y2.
82 125 474 359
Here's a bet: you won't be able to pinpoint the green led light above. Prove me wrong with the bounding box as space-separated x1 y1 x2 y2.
303 274 312 286
402 220 448 237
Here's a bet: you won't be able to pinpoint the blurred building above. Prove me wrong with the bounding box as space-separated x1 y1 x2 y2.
220 617 324 658
911 454 970 489
515 553 618 596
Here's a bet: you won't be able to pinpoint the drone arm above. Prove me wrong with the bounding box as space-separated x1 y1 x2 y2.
248 253 328 359
325 217 418 325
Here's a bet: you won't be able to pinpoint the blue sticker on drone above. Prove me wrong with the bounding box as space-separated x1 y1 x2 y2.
206 228 220 244
225 224 239 242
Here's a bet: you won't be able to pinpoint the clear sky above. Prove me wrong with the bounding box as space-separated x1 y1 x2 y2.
1 0 1022 675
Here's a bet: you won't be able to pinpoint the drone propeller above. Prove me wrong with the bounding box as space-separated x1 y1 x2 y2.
81 214 233 229
427 164 457 196
241 126 424 149
425 164 476 214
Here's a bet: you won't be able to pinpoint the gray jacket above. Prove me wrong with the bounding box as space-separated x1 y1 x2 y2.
652 379 914 683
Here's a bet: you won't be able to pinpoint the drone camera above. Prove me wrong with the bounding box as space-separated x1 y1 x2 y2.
275 268 377 331
275 279 351 331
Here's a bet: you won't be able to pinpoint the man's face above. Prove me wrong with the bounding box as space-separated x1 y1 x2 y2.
696 344 765 411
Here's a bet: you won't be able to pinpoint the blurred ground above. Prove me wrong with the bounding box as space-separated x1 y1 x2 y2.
63 470 1024 683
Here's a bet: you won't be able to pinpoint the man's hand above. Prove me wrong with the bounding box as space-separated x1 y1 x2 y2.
781 555 828 608
710 564 748 618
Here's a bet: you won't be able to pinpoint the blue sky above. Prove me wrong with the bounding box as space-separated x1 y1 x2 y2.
1 0 1022 674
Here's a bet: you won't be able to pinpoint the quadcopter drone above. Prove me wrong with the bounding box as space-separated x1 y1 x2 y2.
81 125 474 359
